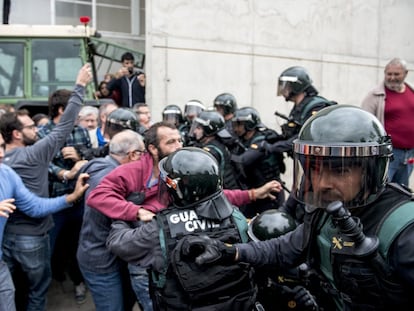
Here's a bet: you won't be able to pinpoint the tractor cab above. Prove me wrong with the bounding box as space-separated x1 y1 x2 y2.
0 22 145 115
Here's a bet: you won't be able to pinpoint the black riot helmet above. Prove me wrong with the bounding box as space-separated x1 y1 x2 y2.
159 147 221 206
231 107 261 131
189 110 227 140
277 66 316 101
162 104 184 127
184 100 205 122
213 93 237 116
292 105 393 210
105 108 140 139
248 209 297 241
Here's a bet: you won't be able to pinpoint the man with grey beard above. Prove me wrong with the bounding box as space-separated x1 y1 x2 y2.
362 57 414 187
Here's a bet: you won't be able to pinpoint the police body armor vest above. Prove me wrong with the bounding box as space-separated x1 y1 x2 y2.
282 96 336 140
307 184 414 310
151 205 256 310
248 132 283 186
203 140 241 190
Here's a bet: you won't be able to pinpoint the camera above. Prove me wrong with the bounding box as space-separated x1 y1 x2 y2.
128 67 134 75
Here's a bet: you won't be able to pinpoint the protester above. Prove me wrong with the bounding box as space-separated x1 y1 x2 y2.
0 64 92 310
76 130 149 311
107 52 145 108
361 57 414 187
0 133 89 311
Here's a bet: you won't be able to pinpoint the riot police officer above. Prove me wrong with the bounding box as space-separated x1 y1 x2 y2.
106 147 257 310
213 92 240 150
161 104 184 128
180 99 205 146
76 107 143 159
261 66 336 157
190 105 414 310
231 107 286 217
105 107 142 138
189 110 243 189
248 210 319 311
213 92 238 135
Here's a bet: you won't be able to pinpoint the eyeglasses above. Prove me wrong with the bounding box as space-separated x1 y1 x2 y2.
21 124 37 130
127 149 145 157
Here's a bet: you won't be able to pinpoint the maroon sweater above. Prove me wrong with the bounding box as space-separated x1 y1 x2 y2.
87 152 251 221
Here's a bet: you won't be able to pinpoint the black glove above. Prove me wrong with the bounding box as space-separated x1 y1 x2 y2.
258 141 285 155
292 286 319 311
258 140 271 155
181 235 237 266
181 235 212 259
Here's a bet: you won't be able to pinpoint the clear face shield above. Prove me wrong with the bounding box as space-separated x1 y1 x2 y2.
163 113 180 126
185 102 204 121
291 137 391 211
277 76 297 97
188 118 208 141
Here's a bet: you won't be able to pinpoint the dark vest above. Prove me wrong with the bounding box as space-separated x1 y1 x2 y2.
203 139 242 190
151 205 256 310
304 184 413 310
282 95 336 140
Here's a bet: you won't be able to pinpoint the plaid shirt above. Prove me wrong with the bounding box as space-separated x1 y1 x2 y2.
38 121 91 197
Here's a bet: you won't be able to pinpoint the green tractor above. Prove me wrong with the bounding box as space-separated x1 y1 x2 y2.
0 23 144 115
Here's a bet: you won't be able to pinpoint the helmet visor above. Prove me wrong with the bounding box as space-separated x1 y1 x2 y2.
185 102 204 119
158 161 180 207
188 119 205 140
163 113 180 126
292 154 375 210
277 76 297 96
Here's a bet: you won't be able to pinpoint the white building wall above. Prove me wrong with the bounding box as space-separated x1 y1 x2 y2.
146 0 414 126
145 0 414 188
2 0 414 187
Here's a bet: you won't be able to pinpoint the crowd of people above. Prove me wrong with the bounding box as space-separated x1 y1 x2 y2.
0 56 413 311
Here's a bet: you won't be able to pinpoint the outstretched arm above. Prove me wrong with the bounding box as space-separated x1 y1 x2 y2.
0 199 15 218
106 220 162 269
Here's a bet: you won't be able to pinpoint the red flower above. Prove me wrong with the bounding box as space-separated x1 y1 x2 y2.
79 16 90 25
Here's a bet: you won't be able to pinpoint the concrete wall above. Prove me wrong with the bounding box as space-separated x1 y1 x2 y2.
145 0 414 188
146 0 414 125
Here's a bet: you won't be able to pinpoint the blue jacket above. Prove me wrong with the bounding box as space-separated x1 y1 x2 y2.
76 155 122 273
0 164 70 259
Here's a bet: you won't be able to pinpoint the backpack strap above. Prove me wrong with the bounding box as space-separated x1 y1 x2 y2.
204 144 225 173
250 134 266 145
300 96 337 123
377 201 414 259
151 215 168 288
231 208 249 243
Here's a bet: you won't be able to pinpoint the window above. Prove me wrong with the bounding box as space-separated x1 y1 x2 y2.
0 42 24 97
32 39 83 96
55 0 145 35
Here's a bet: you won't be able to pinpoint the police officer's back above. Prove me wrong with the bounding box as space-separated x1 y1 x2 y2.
263 66 336 157
189 110 244 190
107 148 257 310
231 107 286 217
